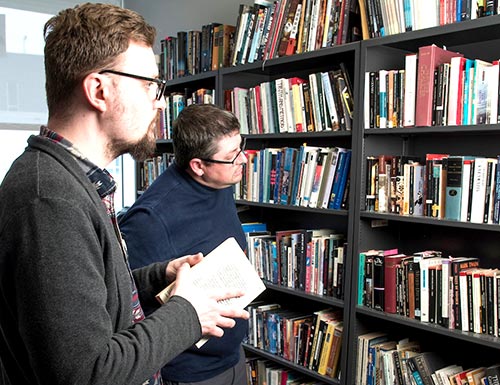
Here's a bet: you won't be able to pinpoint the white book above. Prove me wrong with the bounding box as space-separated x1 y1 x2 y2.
378 69 388 128
404 53 418 126
441 258 451 321
459 270 469 331
260 82 269 134
364 72 371 129
447 56 465 126
156 237 266 347
419 256 444 323
308 73 321 131
487 61 499 124
470 157 488 223
460 159 473 222
275 78 287 132
299 147 320 207
282 78 294 132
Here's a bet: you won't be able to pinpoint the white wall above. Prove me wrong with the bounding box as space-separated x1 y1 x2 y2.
124 0 243 53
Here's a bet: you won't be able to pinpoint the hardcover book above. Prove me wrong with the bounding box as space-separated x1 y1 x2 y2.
415 44 463 127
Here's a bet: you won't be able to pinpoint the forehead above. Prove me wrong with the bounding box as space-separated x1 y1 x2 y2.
119 41 158 74
213 133 241 153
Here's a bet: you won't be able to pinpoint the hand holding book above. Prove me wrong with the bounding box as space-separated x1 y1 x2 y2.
157 237 266 346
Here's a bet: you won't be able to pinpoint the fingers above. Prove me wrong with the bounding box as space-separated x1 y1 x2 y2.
165 253 203 281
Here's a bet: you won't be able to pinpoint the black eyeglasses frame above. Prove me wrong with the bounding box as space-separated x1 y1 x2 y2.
99 69 167 101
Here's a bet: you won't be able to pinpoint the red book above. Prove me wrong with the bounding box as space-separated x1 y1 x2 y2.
384 254 406 313
415 44 463 127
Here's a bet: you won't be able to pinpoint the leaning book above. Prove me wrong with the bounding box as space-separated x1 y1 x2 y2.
155 236 266 347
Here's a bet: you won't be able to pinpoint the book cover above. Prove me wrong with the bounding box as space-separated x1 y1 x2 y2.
415 44 463 127
384 253 407 313
408 352 446 385
156 237 266 347
445 155 465 221
403 53 418 127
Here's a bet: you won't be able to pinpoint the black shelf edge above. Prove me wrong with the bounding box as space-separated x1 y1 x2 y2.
360 211 500 232
356 306 500 350
264 282 345 308
243 344 340 385
236 200 349 216
244 131 352 140
363 125 500 136
362 14 500 48
165 70 217 87
220 43 358 76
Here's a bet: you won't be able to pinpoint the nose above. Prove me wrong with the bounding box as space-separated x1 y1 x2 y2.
156 95 167 110
239 150 248 164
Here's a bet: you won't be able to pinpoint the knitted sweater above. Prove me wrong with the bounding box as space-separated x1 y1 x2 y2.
0 136 201 385
119 163 247 382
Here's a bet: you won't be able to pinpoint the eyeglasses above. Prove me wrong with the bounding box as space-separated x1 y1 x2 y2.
99 69 167 101
200 137 246 165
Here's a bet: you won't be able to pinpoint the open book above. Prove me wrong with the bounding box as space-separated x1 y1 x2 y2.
155 237 266 347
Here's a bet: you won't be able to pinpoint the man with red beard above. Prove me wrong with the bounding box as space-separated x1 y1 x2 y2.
0 4 247 385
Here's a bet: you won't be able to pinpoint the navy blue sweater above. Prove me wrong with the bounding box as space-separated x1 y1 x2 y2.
119 162 247 382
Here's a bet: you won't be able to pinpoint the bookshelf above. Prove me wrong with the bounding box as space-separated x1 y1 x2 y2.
137 6 500 385
350 14 500 385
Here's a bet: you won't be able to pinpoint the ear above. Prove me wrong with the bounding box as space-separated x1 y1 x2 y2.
188 158 205 177
82 72 109 112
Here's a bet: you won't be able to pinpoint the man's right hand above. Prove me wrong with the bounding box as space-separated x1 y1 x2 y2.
170 262 249 337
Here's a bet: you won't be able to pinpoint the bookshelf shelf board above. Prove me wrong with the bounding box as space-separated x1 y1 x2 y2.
265 282 344 308
243 344 340 385
165 70 217 87
235 200 349 216
359 211 500 232
356 306 500 350
363 125 500 136
245 131 352 140
363 14 500 52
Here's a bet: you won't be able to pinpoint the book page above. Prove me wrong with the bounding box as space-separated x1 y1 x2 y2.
156 237 266 347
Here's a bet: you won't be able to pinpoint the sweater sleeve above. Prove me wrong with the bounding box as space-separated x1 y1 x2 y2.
5 198 201 385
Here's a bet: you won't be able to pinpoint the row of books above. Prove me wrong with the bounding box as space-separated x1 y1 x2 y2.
356 333 500 385
137 153 175 192
358 0 500 39
159 0 361 79
224 65 354 134
235 145 352 210
359 248 500 337
246 303 343 379
158 88 215 140
245 356 326 384
231 0 361 66
159 24 235 80
364 44 500 129
246 227 346 298
365 153 500 224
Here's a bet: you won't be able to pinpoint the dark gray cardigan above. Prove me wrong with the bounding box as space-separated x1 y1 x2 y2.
0 135 201 385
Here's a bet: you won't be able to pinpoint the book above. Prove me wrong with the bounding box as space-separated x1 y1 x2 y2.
384 253 406 313
403 52 418 127
155 237 266 347
415 44 463 127
445 155 465 221
466 367 486 385
407 351 446 385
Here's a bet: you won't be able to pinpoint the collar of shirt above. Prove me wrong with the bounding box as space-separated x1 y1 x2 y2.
39 126 116 199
